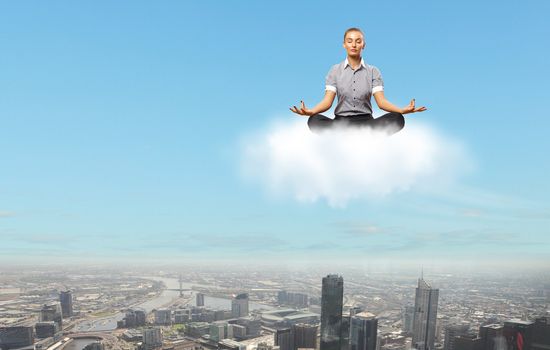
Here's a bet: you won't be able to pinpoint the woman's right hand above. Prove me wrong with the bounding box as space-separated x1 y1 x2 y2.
290 101 314 116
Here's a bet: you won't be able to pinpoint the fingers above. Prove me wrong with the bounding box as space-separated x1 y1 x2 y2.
409 99 428 113
300 100 309 115
290 105 307 116
289 100 310 116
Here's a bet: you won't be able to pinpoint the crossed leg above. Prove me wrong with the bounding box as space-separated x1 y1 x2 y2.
307 112 405 135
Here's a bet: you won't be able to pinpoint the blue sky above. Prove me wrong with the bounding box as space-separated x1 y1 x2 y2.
1 1 549 269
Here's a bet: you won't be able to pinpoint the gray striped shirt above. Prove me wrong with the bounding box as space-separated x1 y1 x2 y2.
325 58 384 116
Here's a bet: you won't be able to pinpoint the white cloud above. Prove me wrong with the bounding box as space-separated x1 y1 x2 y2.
241 119 471 207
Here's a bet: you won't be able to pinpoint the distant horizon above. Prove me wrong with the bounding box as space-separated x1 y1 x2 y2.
1 257 548 276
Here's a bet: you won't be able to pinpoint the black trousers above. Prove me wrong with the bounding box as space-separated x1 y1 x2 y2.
307 112 405 135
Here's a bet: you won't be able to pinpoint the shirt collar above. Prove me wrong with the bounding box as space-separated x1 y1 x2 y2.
344 57 366 70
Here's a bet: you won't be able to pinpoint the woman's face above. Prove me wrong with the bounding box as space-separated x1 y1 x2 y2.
343 31 365 58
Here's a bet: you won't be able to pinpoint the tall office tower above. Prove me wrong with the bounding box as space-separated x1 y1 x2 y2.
412 277 439 350
349 312 378 350
531 317 550 350
59 290 73 318
0 326 34 350
320 274 344 350
231 293 249 318
479 324 504 350
293 323 318 350
143 327 163 350
503 320 534 350
444 324 470 350
403 306 415 334
196 293 205 307
275 328 294 350
40 302 63 330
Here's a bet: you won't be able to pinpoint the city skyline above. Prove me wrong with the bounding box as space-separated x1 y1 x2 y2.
1 265 549 350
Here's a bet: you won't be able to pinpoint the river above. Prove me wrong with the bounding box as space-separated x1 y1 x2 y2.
73 276 274 333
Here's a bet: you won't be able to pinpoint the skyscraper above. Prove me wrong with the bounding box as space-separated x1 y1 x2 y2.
412 277 439 350
293 323 317 350
231 293 249 318
275 328 294 350
59 290 73 318
320 274 344 350
349 312 378 350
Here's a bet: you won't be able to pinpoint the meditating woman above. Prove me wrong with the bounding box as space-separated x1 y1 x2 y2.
290 27 427 134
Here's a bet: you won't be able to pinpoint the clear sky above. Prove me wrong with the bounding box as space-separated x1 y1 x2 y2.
1 1 549 269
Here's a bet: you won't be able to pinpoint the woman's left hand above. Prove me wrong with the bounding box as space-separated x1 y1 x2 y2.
402 99 427 114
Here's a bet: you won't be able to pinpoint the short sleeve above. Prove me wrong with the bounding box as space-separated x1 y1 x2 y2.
325 65 337 93
372 66 384 94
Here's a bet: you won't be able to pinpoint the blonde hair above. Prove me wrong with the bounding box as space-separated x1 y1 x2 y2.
343 27 365 41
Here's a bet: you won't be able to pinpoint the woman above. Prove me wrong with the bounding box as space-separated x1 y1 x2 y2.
290 27 427 134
